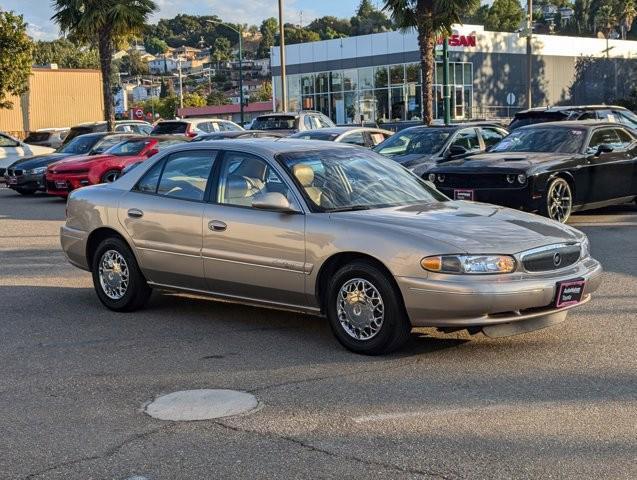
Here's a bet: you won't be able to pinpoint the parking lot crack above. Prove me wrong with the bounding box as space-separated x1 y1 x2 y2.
214 419 459 479
22 425 170 479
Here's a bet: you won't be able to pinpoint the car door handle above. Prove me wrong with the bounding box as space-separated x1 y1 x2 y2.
127 208 144 219
208 220 227 232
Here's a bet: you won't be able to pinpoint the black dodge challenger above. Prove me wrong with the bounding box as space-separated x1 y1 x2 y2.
426 121 637 223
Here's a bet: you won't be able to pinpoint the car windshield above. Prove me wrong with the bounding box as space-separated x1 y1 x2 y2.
107 139 151 156
618 110 637 129
92 136 130 154
151 122 188 135
374 129 451 157
56 135 99 154
490 127 585 154
290 131 339 141
252 116 296 130
279 149 446 212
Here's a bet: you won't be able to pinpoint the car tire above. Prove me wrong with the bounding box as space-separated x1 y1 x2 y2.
16 188 36 196
542 177 572 223
91 236 152 312
326 260 411 355
101 170 121 183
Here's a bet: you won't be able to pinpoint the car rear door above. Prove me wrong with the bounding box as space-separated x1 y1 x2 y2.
202 150 307 306
118 149 217 290
586 127 634 202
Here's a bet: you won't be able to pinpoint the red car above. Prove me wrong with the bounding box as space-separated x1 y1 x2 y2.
46 136 186 197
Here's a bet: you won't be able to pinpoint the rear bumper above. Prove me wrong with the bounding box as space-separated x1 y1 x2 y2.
397 257 602 328
60 225 90 271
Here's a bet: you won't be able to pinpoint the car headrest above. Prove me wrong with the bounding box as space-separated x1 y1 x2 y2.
292 164 315 186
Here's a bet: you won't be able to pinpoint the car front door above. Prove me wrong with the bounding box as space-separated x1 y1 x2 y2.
202 150 307 307
118 149 217 290
586 127 634 202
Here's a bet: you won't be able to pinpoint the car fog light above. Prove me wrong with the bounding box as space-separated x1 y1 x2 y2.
428 173 436 182
421 254 516 274
517 174 527 184
506 174 516 184
437 174 445 183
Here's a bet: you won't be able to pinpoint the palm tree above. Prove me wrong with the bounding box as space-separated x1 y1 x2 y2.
51 0 157 130
383 0 479 124
594 4 617 40
620 0 637 40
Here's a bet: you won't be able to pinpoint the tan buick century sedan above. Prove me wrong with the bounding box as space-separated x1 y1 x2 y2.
60 139 602 354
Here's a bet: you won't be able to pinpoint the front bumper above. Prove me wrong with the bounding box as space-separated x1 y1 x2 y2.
437 185 542 212
3 172 46 192
397 256 602 328
60 225 90 270
46 172 91 197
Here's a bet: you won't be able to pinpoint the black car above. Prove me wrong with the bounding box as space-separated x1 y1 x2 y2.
427 121 637 223
509 105 637 131
4 132 138 195
191 130 287 141
63 120 152 144
373 122 509 177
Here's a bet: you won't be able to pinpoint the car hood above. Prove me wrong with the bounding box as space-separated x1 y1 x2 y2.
9 153 73 169
433 152 576 172
49 154 112 171
389 153 435 167
331 201 583 254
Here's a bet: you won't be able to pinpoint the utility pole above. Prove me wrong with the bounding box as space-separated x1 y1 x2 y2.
178 57 184 112
442 37 451 125
526 0 533 109
278 0 288 112
238 30 244 125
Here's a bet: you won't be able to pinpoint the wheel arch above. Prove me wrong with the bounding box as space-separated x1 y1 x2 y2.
86 227 131 272
548 171 576 197
314 251 407 316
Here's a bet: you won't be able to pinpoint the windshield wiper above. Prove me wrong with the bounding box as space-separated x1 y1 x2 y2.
325 205 373 212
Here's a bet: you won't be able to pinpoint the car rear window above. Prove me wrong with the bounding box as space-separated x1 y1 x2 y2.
509 112 569 131
291 131 339 141
64 127 97 144
151 122 189 135
24 132 51 143
252 116 296 130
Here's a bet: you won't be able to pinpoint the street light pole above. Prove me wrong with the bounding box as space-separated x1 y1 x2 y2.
278 0 288 112
442 37 451 125
178 57 184 112
238 31 244 125
526 0 533 109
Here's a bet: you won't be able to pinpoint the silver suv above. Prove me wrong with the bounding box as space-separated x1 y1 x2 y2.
251 111 335 135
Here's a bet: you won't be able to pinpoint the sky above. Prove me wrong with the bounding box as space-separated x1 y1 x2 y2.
2 0 496 41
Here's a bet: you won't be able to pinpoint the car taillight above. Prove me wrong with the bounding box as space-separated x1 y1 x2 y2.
185 124 197 138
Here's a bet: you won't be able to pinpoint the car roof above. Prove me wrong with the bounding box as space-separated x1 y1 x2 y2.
520 120 628 130
400 122 505 132
292 126 392 134
73 120 150 127
516 105 628 115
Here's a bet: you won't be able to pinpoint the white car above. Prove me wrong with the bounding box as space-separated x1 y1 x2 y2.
150 118 244 138
0 132 55 178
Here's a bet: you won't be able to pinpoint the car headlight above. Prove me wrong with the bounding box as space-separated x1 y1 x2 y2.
428 173 436 182
580 237 590 258
421 254 517 274
517 174 527 184
437 174 445 183
506 174 516 184
28 167 47 175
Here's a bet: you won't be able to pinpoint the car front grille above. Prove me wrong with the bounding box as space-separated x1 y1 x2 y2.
0 168 6 177
7 169 23 177
522 244 581 272
437 173 515 189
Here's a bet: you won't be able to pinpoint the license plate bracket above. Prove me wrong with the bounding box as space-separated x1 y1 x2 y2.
454 189 474 201
555 279 585 308
8 177 17 185
55 180 67 189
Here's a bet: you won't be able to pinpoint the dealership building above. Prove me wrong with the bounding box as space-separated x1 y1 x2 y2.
270 25 637 124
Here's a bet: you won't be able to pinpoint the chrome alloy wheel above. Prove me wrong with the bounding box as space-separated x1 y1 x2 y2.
337 278 385 340
548 179 572 223
98 250 130 300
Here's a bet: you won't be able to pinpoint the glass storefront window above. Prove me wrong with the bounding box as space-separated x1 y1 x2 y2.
455 64 463 86
406 84 421 120
331 92 344 124
288 75 300 99
344 91 358 124
330 71 343 92
374 89 389 122
316 93 330 117
406 63 420 83
288 96 300 112
359 90 376 123
301 74 314 95
343 69 358 91
390 65 405 85
464 63 472 86
464 85 473 119
315 72 329 94
358 67 374 90
374 66 388 88
302 95 315 110
390 86 405 121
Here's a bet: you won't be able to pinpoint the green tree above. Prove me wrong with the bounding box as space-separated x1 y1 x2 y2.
462 4 490 25
0 11 33 109
307 16 351 40
52 0 157 130
383 0 480 124
595 4 617 38
33 39 100 69
183 92 206 107
251 81 272 102
351 0 393 35
212 37 232 63
257 17 278 58
144 36 168 54
119 50 150 76
619 0 637 39
285 26 321 44
206 90 230 105
159 78 176 98
573 0 593 35
485 0 524 32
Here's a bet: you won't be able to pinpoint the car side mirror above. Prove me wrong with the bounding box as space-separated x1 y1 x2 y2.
251 192 300 213
595 144 614 156
447 145 469 158
145 148 159 158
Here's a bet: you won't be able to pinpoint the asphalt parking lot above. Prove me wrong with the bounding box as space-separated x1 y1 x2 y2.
0 187 635 480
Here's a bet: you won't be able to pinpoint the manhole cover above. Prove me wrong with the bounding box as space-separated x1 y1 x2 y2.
145 389 258 421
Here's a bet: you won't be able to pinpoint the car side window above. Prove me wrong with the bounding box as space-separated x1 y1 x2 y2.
198 122 212 133
135 151 216 201
615 129 635 148
318 115 333 128
0 134 19 147
481 128 507 148
303 116 314 130
216 151 293 208
341 131 367 147
596 110 617 123
452 128 481 151
588 129 622 153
